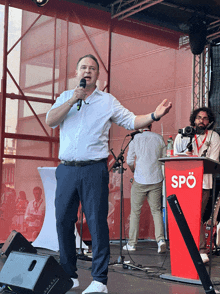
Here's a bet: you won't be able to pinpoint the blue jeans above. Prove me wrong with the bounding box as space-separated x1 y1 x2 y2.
55 160 110 285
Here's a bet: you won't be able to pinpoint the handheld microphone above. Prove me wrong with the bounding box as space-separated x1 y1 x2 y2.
126 130 143 137
77 78 86 111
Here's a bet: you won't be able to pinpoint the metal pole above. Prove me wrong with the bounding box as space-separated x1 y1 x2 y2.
0 0 9 198
107 23 112 93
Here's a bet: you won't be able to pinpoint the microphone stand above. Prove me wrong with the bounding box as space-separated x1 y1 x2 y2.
186 136 193 152
180 134 194 153
109 135 134 264
108 133 162 273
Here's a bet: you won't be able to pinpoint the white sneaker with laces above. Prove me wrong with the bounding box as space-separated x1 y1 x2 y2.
82 281 108 293
157 239 166 253
200 253 209 263
71 278 79 288
122 243 136 251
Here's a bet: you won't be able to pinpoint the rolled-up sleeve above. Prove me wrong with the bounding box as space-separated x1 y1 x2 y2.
126 140 136 166
209 132 220 161
46 90 75 129
111 97 136 130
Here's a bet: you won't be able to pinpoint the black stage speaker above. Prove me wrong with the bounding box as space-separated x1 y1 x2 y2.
189 15 207 55
0 251 73 294
0 230 37 257
209 44 220 135
167 194 216 294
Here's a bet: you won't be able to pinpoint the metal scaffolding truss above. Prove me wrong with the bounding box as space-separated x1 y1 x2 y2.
192 45 210 110
207 19 220 43
0 0 113 195
111 0 164 21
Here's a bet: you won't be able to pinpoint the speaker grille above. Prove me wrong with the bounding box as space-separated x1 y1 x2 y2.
209 45 220 135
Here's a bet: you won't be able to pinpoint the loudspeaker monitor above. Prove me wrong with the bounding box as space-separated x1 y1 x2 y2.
0 230 37 257
0 251 73 294
188 15 207 55
209 44 220 135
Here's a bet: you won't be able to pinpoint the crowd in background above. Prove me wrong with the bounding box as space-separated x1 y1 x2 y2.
0 184 45 242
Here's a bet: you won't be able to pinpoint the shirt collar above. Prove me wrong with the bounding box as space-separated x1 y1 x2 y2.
85 87 102 103
93 87 102 95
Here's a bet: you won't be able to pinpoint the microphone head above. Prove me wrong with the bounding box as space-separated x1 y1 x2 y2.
80 78 86 88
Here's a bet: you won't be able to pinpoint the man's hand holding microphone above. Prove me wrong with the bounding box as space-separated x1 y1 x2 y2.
68 78 87 109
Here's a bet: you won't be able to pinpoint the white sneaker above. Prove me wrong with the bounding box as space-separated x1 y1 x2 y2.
82 281 108 293
200 253 209 263
123 243 136 251
71 278 79 288
157 239 166 253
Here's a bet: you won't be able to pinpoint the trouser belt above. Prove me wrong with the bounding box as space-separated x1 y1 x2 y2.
60 158 107 167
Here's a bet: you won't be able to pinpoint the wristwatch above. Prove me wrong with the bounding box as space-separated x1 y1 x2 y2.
151 112 160 121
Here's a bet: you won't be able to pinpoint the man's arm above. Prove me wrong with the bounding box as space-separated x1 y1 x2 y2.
128 164 135 173
127 140 135 173
46 87 87 128
208 132 220 161
46 100 74 128
24 203 32 221
134 99 172 129
173 134 190 155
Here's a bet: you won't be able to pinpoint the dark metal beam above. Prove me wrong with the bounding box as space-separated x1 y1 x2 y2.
111 0 164 21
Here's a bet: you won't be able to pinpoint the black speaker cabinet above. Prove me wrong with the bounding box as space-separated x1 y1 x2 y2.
0 251 73 294
0 230 37 257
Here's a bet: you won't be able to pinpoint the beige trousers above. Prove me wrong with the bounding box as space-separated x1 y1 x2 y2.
128 180 165 246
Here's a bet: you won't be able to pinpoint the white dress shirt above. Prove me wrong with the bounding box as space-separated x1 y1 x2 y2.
126 131 166 185
46 88 136 161
174 130 220 189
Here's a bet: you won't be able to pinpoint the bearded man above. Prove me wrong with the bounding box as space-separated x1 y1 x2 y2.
174 107 220 263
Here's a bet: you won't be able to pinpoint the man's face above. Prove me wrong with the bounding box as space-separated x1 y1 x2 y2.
76 57 99 89
33 189 42 202
194 111 209 130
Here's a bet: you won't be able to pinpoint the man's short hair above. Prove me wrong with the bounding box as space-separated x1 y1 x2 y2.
190 107 215 130
76 54 99 71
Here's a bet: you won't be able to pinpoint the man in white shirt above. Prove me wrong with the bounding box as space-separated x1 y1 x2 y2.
24 186 45 239
46 54 172 294
123 124 167 253
174 107 220 263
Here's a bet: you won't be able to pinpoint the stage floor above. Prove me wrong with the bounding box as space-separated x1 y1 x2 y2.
0 240 220 294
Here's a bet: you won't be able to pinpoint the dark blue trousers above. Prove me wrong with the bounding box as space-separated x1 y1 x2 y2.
55 160 110 285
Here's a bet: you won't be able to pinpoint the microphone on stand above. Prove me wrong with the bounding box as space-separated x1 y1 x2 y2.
126 129 143 137
77 78 86 111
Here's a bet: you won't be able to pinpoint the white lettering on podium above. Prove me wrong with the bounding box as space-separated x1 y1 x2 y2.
171 172 196 189
171 175 178 188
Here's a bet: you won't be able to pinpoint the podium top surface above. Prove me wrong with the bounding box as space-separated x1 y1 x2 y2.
159 156 220 174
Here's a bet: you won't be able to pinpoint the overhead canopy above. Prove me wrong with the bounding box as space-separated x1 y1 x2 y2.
65 0 220 44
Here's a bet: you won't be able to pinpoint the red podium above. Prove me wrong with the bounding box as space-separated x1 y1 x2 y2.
160 156 220 283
